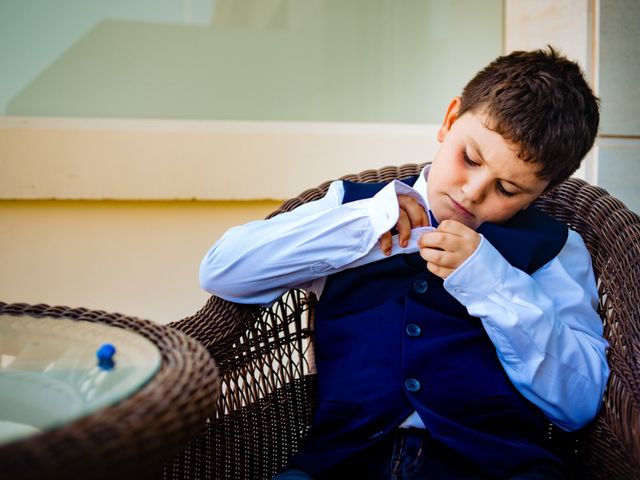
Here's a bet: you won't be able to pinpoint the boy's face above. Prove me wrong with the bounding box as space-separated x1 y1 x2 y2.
427 98 549 230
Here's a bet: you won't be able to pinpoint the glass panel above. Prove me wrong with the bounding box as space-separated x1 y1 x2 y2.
599 0 640 136
598 138 640 213
1 0 503 123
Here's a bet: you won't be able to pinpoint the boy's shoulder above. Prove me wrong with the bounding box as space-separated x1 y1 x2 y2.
479 206 569 273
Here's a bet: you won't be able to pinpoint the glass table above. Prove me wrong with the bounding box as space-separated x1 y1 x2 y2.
0 302 220 480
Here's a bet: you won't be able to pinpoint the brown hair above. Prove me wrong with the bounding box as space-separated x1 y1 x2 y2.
458 46 599 188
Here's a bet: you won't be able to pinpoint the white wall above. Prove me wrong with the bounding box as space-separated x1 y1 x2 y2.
0 200 278 324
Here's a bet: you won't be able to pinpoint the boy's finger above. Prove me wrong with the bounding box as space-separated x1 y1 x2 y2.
399 196 429 228
436 220 481 254
436 219 472 235
379 231 392 256
418 231 451 250
397 210 411 247
426 260 454 280
408 206 429 229
419 246 454 267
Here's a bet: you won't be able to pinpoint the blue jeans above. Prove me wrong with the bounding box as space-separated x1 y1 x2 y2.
272 468 313 479
273 428 564 479
273 428 459 479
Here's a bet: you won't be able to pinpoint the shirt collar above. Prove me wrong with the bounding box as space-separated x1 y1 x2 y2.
414 164 430 208
413 165 438 227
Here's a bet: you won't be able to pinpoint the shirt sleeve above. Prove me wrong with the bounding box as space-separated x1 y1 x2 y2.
443 230 610 431
199 179 423 305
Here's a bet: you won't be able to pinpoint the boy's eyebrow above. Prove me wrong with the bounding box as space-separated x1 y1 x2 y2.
467 137 533 193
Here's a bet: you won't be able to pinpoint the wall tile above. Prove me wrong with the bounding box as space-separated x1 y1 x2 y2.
505 0 591 76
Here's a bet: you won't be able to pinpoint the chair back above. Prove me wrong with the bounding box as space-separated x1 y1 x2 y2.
166 164 640 479
271 163 640 479
534 175 640 479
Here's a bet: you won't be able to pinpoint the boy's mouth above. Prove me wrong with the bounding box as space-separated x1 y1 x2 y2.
449 196 474 217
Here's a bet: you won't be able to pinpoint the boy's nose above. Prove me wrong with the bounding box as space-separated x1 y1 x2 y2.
461 179 487 203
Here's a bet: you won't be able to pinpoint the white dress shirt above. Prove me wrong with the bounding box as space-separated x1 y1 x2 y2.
200 166 609 432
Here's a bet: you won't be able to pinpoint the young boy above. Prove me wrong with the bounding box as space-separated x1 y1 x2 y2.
200 47 609 479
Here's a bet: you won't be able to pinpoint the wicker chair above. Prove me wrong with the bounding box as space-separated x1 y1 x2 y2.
163 163 640 480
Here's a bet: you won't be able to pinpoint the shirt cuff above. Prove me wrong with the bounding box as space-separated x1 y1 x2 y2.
364 180 427 238
443 235 508 301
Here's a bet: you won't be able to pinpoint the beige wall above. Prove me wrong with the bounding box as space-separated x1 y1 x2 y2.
0 116 439 324
0 118 439 201
0 117 439 324
0 118 439 325
0 200 278 324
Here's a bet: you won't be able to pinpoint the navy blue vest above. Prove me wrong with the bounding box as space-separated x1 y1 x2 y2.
292 176 569 478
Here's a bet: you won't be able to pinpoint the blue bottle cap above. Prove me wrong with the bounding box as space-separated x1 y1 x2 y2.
96 343 116 370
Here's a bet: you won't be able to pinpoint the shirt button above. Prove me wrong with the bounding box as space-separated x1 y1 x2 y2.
406 324 422 337
413 279 428 294
404 378 421 392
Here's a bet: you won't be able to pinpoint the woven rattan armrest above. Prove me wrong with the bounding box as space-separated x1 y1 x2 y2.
166 289 316 479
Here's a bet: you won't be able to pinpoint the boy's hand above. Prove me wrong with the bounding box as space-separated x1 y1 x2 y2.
379 195 430 256
418 220 480 279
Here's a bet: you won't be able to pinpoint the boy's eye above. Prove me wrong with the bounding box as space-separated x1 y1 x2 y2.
497 182 517 197
463 151 517 197
462 151 478 166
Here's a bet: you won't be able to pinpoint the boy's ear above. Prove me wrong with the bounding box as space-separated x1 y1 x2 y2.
437 97 462 143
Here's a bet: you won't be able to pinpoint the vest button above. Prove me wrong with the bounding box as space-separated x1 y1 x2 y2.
406 323 422 337
413 279 428 294
404 378 421 392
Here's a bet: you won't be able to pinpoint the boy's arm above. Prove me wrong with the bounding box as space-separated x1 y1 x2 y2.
200 179 425 306
432 228 609 431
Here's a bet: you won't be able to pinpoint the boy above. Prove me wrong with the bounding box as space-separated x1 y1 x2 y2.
200 47 609 479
